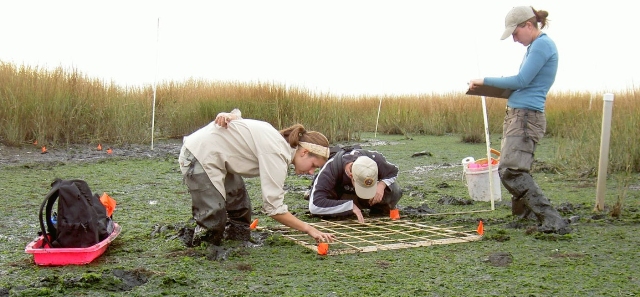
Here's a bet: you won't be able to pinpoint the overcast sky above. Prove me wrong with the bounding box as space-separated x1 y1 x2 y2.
1 1 636 96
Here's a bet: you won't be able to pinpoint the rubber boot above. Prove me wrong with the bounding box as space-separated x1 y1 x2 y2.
185 172 227 245
523 188 570 234
501 168 570 234
223 173 252 241
191 226 223 247
511 196 537 220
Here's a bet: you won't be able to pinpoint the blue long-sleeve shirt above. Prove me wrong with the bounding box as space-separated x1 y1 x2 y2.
484 33 558 112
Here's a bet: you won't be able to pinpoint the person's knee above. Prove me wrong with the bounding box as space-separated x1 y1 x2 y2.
383 183 402 207
500 137 536 171
184 172 215 192
226 187 250 209
500 167 518 180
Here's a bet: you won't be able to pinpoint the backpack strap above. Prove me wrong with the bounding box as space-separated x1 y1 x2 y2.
39 179 62 248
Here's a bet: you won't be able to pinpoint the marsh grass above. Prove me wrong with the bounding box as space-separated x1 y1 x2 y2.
1 61 638 171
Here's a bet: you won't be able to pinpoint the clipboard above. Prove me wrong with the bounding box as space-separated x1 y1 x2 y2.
466 85 512 99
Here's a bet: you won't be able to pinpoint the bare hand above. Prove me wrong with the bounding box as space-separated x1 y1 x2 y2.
468 78 484 90
352 203 364 223
271 212 335 243
368 182 386 206
214 112 237 128
307 226 335 243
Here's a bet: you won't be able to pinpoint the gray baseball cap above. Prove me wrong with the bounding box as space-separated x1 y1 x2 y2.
500 6 535 40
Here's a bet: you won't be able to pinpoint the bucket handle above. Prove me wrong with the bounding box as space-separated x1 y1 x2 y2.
474 148 500 165
490 148 500 159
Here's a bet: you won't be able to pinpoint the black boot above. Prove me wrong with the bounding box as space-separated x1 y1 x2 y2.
191 225 223 247
502 169 570 234
522 186 571 234
223 223 250 241
511 196 537 220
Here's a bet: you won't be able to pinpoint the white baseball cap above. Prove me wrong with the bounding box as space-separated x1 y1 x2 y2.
500 6 535 40
352 156 378 199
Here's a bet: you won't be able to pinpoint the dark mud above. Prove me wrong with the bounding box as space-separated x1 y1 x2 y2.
484 252 514 267
151 220 272 261
0 140 182 167
401 204 438 215
437 194 473 205
4 268 152 295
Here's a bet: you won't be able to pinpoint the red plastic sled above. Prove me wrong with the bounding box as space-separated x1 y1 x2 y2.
25 223 121 266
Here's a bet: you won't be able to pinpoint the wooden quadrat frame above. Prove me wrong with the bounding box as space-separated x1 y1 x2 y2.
273 218 482 255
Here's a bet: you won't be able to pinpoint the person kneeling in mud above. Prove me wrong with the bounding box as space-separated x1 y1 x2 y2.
307 149 402 223
178 109 335 247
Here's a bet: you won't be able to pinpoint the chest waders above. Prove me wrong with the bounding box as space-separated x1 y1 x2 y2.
184 157 252 246
498 108 570 234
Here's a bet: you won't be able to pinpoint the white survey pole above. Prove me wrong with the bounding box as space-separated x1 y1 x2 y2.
473 30 496 210
151 18 160 150
481 95 496 210
594 93 614 211
374 97 382 138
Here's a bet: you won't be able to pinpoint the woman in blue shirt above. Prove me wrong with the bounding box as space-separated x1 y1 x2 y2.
469 6 570 234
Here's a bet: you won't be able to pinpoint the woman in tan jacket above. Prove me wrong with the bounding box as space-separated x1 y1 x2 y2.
179 109 335 246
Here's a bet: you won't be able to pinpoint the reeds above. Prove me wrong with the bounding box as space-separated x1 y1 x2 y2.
1 61 637 172
0 62 150 146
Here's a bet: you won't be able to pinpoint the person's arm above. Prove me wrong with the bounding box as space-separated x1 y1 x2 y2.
371 152 399 186
367 151 400 206
484 45 551 90
257 153 336 242
214 108 242 128
351 203 364 223
271 212 335 243
470 40 552 90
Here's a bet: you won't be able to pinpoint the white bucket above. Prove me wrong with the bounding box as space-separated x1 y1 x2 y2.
462 158 502 202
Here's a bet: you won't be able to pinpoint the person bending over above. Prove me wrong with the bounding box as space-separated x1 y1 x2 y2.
308 149 402 223
179 109 335 246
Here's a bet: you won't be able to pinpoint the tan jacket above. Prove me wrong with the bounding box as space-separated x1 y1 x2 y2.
182 119 296 216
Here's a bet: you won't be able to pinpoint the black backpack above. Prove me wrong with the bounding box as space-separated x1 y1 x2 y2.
328 144 362 160
39 179 112 248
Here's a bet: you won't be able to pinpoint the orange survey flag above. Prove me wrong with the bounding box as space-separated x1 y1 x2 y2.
317 243 329 255
250 218 259 230
100 192 117 217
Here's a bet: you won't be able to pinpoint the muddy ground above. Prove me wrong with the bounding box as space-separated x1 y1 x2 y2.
0 140 183 167
2 134 639 296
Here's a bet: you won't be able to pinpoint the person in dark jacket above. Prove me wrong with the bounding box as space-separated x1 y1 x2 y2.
307 149 402 223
